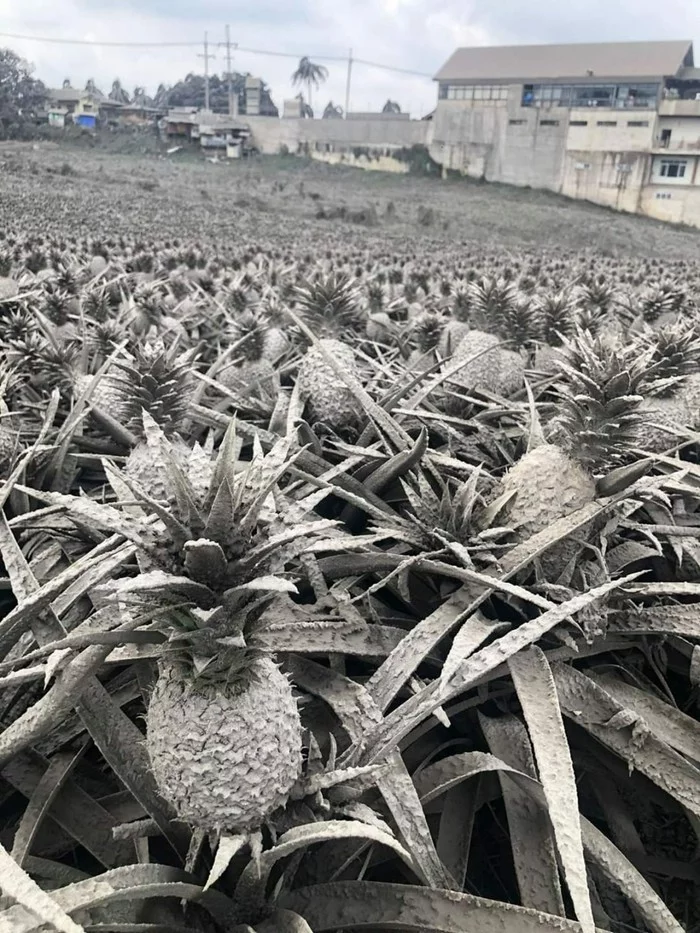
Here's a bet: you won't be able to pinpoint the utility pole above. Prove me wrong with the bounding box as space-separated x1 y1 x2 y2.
345 48 353 118
198 31 214 111
219 24 238 116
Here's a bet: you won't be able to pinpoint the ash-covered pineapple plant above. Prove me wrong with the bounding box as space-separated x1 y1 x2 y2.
440 274 529 403
496 330 645 577
293 272 364 432
533 287 577 372
633 320 700 451
92 340 198 499
63 421 338 835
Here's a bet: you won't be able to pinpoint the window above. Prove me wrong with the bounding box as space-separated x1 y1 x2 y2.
660 128 672 148
509 119 526 125
655 192 672 199
443 84 507 103
570 120 588 126
659 159 687 178
540 119 560 126
597 120 617 126
628 120 649 127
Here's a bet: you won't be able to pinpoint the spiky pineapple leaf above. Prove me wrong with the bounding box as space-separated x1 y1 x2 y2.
361 573 642 763
552 664 700 820
280 881 610 933
204 834 248 892
589 671 700 763
0 841 85 933
287 656 452 889
508 647 594 933
412 752 683 933
235 821 415 914
479 714 565 916
11 747 85 868
0 864 237 932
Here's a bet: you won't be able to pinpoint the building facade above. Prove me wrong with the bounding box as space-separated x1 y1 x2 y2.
430 40 700 227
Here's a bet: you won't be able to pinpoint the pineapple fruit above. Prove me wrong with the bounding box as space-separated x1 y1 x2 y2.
297 339 360 432
147 655 301 832
497 331 643 577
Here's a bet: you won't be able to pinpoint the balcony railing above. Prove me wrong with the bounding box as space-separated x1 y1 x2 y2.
658 99 700 116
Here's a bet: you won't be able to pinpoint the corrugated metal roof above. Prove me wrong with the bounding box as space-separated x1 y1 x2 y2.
434 40 693 83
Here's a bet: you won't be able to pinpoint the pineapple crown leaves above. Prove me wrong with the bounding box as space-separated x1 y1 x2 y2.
550 330 645 471
637 281 687 322
411 311 443 353
228 309 267 363
535 288 577 345
400 464 487 547
110 341 196 437
106 416 322 594
292 272 363 337
467 275 520 334
634 320 700 398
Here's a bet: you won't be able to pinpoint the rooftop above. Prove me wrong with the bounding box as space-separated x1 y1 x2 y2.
435 40 694 83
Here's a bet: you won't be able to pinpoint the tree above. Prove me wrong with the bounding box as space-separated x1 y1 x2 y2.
109 79 130 104
323 101 343 119
84 78 104 98
153 83 170 108
291 56 328 110
295 93 313 119
0 49 46 137
166 71 278 116
382 99 401 114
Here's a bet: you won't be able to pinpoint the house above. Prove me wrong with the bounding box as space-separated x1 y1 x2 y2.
162 108 200 140
101 99 165 127
430 39 700 227
48 86 100 120
161 108 250 148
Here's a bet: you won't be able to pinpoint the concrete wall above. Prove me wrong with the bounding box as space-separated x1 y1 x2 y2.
641 184 700 224
656 115 700 151
429 96 567 191
310 151 410 173
566 109 656 152
560 150 647 213
245 114 429 155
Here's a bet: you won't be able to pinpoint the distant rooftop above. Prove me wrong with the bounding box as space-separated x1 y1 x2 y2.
435 40 694 84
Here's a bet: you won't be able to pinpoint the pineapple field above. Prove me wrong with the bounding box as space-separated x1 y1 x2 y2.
1 141 700 933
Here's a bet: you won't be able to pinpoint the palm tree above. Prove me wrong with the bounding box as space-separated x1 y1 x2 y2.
291 56 328 111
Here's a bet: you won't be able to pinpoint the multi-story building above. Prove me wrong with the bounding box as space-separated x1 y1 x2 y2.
430 40 700 226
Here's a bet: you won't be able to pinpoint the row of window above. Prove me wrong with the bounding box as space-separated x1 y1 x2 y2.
440 85 509 101
439 81 659 109
522 82 658 108
507 118 650 128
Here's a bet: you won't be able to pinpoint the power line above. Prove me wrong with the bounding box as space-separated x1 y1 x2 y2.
0 30 435 78
0 31 199 48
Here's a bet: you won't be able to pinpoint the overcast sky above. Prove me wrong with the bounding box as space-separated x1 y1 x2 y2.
0 0 697 117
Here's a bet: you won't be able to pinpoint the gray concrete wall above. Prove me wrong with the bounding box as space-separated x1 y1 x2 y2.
245 115 429 155
429 99 567 191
